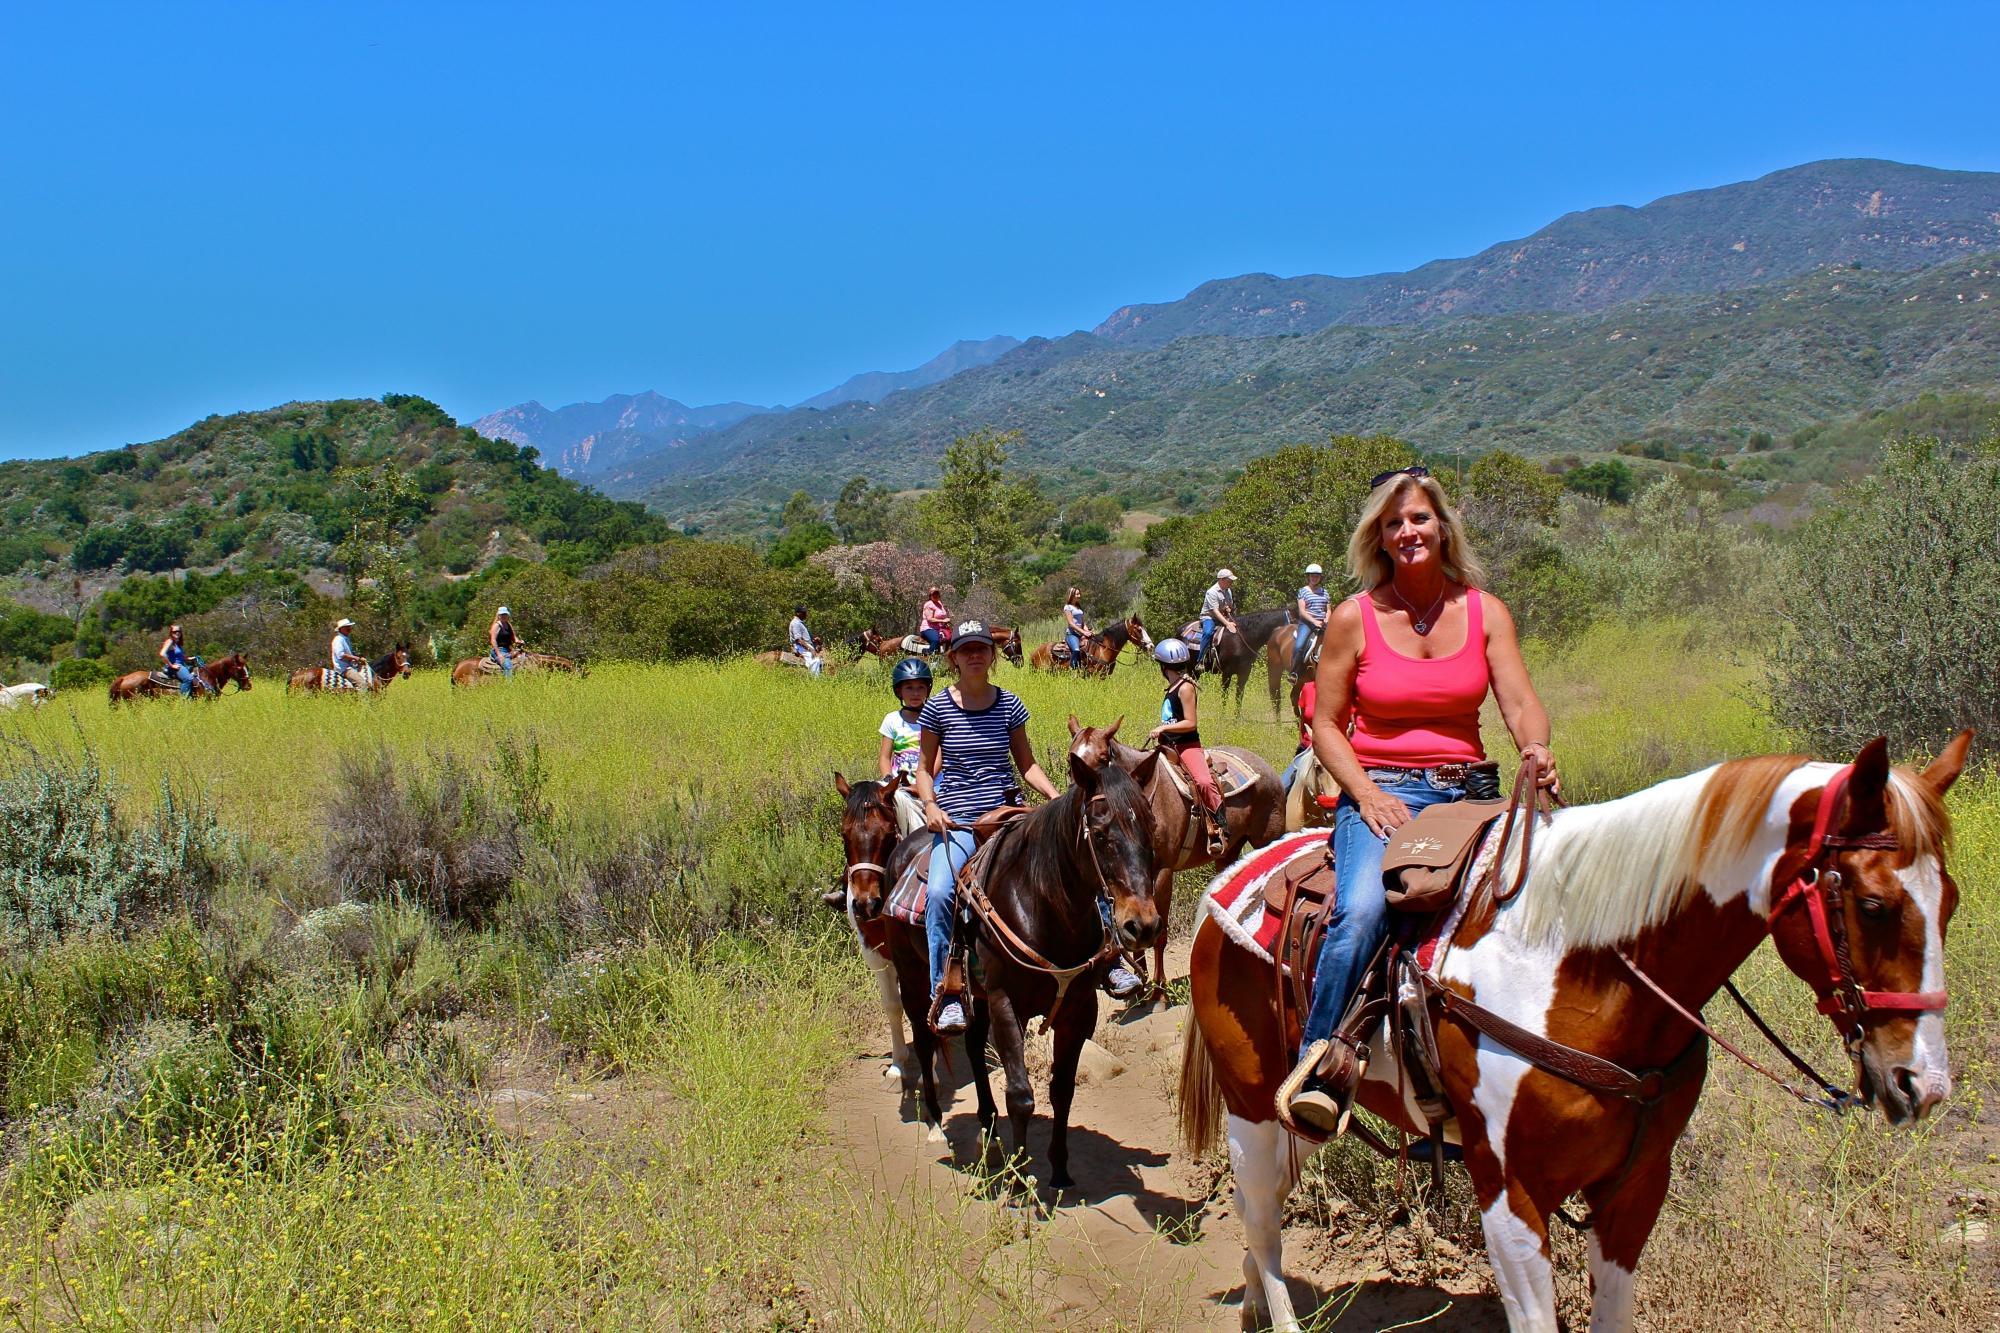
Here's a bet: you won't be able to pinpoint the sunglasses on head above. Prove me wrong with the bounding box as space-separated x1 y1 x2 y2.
1369 464 1431 489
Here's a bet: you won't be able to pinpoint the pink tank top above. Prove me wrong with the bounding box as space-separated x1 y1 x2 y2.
1348 589 1489 767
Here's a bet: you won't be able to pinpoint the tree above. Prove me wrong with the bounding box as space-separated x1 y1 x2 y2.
917 430 1036 591
1140 435 1414 620
769 489 836 568
832 477 894 545
1768 435 2000 758
334 464 428 637
1564 459 1635 504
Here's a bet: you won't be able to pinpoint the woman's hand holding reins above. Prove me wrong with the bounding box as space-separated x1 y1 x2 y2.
922 800 952 834
1355 784 1413 839
1521 742 1559 793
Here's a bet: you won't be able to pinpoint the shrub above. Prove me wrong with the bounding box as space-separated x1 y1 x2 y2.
1768 435 2000 757
0 749 224 949
322 749 523 924
50 657 115 691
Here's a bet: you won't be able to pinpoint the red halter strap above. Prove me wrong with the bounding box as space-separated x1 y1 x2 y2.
1768 764 1947 1023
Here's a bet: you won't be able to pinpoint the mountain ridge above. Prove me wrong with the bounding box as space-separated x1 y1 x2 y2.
1093 159 2000 343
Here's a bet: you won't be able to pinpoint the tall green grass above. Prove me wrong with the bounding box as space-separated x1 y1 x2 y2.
0 624 1991 1327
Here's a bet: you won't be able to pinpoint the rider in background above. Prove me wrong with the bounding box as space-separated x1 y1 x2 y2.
1197 569 1239 670
1147 638 1227 855
1291 563 1330 681
331 617 368 689
788 604 823 677
158 623 200 697
1281 465 1558 1138
879 658 932 835
1061 586 1090 670
489 606 522 678
1281 675 1318 793
920 587 952 653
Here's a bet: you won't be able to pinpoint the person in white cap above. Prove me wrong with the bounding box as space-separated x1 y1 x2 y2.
1197 568 1239 670
1292 563 1331 680
489 606 523 678
330 617 367 689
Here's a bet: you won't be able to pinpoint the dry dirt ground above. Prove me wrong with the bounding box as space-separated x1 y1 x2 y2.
822 933 1511 1331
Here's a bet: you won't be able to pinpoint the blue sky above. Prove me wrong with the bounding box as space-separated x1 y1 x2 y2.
2 1 1995 459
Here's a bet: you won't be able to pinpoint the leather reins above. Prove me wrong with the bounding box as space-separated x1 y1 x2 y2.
952 796 1130 1033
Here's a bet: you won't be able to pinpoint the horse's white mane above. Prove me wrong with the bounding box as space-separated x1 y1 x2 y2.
1505 755 1951 949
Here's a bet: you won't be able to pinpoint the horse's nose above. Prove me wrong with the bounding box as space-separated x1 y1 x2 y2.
851 892 883 922
1892 1064 1949 1119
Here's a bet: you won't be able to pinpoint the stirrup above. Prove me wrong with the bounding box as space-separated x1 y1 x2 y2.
1275 1037 1360 1142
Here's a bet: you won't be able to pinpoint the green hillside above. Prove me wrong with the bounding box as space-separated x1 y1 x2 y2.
0 394 667 582
0 395 674 679
622 254 2000 530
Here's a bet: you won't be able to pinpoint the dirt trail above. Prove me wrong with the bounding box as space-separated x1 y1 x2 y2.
822 934 1508 1330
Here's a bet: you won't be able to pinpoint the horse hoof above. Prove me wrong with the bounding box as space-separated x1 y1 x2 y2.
925 1124 947 1144
1049 1172 1074 1192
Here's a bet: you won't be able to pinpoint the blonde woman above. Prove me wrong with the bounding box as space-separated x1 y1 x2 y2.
1281 464 1560 1137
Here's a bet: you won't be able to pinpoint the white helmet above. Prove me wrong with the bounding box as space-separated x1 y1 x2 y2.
1304 563 1323 575
1153 637 1192 666
497 606 511 616
1215 568 1236 581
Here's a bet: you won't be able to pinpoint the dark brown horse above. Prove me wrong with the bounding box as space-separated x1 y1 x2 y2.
1029 614 1154 676
288 645 412 693
1179 735 1969 1330
1066 715 1286 984
108 653 252 704
833 772 948 1125
1184 608 1290 713
961 754 1158 1190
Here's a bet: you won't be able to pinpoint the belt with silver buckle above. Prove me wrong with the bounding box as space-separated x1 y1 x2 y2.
1366 763 1470 788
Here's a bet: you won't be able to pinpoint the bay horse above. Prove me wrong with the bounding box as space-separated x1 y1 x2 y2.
1067 714 1285 985
1178 734 1968 1331
1029 614 1154 676
108 653 252 704
1184 608 1290 714
961 753 1158 1190
288 645 412 694
832 772 944 1124
450 651 585 687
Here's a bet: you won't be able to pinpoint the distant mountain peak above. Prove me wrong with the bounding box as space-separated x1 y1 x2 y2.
793 335 1022 412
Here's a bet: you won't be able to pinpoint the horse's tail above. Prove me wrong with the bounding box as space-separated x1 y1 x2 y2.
1177 1003 1225 1158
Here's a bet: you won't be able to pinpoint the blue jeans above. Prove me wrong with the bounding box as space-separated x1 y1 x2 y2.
174 665 194 697
493 649 514 677
1292 623 1319 676
1198 616 1218 662
921 628 943 652
1281 746 1311 793
1066 629 1083 665
926 829 976 997
1300 771 1467 1049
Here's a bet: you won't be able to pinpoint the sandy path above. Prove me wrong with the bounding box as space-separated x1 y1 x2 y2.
822 934 1510 1330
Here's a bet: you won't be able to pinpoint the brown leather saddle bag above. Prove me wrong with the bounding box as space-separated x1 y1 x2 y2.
1380 798 1508 913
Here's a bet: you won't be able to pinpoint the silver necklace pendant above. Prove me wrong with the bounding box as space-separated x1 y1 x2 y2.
1413 616 1430 635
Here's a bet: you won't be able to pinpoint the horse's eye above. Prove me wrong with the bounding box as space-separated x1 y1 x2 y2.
1856 896 1892 920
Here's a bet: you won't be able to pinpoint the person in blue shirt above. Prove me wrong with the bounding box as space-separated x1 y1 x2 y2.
1291 563 1331 680
331 618 367 689
1061 586 1090 669
158 624 202 697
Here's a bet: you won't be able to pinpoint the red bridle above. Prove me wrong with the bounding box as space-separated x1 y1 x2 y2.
1768 765 1948 1034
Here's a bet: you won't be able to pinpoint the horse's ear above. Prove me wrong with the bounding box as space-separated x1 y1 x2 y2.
1067 713 1082 739
1844 736 1892 830
1922 729 1974 796
1068 748 1101 791
1104 715 1123 742
834 772 852 797
881 772 904 798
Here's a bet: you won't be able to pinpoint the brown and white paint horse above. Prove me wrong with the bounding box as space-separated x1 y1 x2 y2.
832 772 936 1119
287 645 413 693
1067 714 1286 984
1179 735 1968 1331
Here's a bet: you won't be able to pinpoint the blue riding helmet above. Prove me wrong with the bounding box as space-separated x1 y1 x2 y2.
891 657 934 692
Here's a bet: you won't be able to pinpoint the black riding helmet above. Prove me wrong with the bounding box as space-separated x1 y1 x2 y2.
891 657 933 694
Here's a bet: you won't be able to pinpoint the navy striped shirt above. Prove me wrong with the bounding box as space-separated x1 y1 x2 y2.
1298 584 1331 624
918 686 1029 822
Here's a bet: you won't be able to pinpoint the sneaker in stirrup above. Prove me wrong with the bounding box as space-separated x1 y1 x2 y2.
933 1000 968 1034
1103 964 1145 1000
